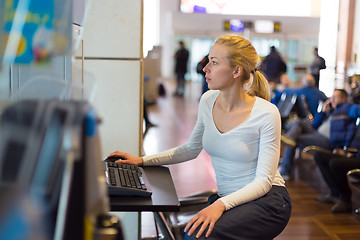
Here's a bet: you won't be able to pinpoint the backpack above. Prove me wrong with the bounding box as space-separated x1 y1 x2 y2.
158 83 166 96
196 55 209 74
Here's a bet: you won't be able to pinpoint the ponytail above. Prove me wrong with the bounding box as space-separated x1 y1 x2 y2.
248 70 270 101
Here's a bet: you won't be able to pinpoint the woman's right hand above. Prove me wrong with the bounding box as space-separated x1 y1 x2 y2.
107 151 144 166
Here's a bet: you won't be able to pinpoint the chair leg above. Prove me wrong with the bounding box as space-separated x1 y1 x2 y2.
153 212 176 240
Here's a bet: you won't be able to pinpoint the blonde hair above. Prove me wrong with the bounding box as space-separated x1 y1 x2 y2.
214 35 270 101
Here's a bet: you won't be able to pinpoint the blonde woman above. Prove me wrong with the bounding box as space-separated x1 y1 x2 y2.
109 35 291 239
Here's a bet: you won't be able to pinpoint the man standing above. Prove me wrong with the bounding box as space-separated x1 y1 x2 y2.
261 46 287 84
310 47 326 88
174 41 189 97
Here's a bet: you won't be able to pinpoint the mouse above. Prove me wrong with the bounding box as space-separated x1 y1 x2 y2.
104 156 122 162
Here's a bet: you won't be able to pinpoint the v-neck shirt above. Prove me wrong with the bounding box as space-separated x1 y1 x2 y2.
143 90 285 210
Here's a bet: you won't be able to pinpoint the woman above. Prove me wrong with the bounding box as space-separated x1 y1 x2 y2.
108 35 291 239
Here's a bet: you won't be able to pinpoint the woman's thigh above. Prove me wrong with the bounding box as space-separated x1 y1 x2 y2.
184 186 292 240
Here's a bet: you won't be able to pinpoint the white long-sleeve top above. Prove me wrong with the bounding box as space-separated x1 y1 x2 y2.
143 90 285 210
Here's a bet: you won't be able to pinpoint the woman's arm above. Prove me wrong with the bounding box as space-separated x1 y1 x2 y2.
142 100 206 166
108 92 213 166
108 119 204 166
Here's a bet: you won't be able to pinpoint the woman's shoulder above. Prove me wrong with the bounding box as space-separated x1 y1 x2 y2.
200 90 219 103
254 97 280 116
255 96 277 108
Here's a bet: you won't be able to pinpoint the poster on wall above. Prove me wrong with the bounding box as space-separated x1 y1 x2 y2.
1 0 72 64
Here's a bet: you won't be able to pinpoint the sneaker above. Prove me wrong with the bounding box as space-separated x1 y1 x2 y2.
316 194 339 204
279 170 291 181
281 174 290 181
281 135 296 147
331 200 352 213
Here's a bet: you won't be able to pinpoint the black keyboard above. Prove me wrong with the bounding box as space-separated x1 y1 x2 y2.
104 162 152 197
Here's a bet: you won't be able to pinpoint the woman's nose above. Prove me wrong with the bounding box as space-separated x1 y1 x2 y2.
203 63 209 72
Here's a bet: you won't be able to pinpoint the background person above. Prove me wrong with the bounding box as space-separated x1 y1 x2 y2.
108 35 291 240
279 89 356 180
281 74 328 118
270 73 291 105
313 149 360 213
349 74 360 104
312 103 360 212
174 41 189 97
310 47 326 88
261 46 287 84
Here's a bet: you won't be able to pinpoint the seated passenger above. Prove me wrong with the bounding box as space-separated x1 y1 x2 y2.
270 73 290 105
350 74 360 104
278 74 328 118
313 145 360 213
313 103 360 212
280 89 357 180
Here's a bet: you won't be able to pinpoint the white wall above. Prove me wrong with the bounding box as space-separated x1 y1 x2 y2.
349 0 360 74
79 0 143 239
159 0 321 79
81 0 142 158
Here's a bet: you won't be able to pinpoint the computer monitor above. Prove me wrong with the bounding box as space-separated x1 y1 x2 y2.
0 100 81 239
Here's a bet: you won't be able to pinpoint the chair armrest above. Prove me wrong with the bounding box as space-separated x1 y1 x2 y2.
179 196 209 206
303 145 333 155
183 189 218 198
347 169 360 178
344 148 358 154
179 189 218 206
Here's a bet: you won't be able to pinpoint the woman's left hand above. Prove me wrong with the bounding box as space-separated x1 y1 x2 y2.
184 200 226 238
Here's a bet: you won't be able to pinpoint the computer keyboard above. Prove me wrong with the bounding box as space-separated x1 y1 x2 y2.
103 162 152 197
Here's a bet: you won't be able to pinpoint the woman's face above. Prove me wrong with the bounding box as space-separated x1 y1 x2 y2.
203 43 237 90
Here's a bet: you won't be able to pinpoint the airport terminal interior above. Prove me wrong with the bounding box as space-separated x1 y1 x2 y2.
1 0 360 239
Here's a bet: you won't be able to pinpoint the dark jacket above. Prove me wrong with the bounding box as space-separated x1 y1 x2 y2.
282 86 328 118
175 48 189 73
261 51 286 83
347 105 360 157
312 103 357 148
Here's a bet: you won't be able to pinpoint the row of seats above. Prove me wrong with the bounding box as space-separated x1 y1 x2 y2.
277 92 360 219
277 92 313 126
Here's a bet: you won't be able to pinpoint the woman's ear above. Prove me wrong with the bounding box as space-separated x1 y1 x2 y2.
233 67 242 78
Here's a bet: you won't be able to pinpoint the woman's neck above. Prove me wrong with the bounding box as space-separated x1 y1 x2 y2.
218 90 254 112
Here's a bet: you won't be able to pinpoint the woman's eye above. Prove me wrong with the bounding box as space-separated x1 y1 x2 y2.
212 61 217 65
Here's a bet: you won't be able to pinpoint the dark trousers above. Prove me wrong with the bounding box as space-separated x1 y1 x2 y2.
314 152 360 202
175 71 186 95
280 119 331 175
184 186 292 240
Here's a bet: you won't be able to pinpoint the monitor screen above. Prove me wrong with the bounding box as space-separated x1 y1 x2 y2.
31 111 64 199
254 20 274 33
1 141 25 183
224 19 244 32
